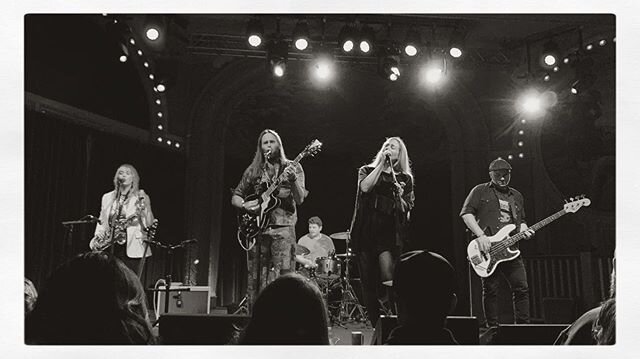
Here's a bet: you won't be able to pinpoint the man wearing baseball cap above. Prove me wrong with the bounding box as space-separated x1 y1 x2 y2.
459 158 534 330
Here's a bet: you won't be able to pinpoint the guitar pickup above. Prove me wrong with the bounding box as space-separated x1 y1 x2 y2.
470 255 482 265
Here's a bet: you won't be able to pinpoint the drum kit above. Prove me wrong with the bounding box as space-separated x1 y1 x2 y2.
296 230 368 326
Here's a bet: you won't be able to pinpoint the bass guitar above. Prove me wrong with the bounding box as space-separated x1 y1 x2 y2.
237 139 322 250
467 195 590 278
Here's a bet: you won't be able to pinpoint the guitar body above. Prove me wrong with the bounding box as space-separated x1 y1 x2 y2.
467 224 521 278
237 192 281 240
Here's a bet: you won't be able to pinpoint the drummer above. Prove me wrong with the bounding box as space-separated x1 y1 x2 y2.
295 216 335 269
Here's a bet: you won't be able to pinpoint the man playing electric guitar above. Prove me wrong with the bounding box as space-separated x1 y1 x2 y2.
460 158 534 329
231 129 308 311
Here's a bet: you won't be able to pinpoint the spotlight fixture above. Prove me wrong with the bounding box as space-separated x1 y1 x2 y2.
540 40 559 67
145 27 160 41
246 18 264 48
338 23 357 53
585 43 594 51
403 28 422 57
543 73 550 82
292 21 310 51
267 40 289 78
156 83 166 92
119 55 127 63
448 27 466 58
423 54 446 85
359 25 375 54
599 39 607 46
570 74 596 95
378 45 401 81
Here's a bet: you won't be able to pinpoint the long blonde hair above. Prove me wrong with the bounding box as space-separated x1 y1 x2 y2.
246 129 289 180
111 164 140 200
367 137 413 179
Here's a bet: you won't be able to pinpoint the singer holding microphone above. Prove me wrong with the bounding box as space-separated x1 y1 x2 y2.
90 164 154 276
350 137 414 325
231 129 307 311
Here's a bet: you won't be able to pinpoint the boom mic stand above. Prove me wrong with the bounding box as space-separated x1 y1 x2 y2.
61 214 101 253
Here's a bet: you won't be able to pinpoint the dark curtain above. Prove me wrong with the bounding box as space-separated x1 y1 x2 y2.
25 109 188 299
25 110 92 288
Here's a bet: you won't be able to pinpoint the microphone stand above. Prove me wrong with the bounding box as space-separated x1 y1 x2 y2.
144 239 198 324
61 215 101 254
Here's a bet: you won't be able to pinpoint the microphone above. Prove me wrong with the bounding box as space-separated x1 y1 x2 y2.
263 149 272 160
181 239 198 246
88 215 101 224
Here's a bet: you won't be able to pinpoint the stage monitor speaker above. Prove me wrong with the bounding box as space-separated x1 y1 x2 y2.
372 315 478 344
157 285 210 314
159 314 250 344
492 324 570 345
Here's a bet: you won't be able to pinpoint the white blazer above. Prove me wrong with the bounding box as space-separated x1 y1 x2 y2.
94 190 153 258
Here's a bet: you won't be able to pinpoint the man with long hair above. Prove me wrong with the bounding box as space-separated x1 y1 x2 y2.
232 129 308 310
350 137 415 325
89 164 154 277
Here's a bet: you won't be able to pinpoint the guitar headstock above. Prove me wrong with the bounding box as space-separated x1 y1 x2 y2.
146 219 159 240
302 139 323 158
564 195 591 213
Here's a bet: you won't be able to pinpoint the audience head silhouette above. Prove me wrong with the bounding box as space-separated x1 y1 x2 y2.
394 250 457 326
594 298 615 345
239 272 329 345
26 251 154 344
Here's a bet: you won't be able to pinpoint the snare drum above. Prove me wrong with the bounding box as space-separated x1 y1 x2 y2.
315 257 342 279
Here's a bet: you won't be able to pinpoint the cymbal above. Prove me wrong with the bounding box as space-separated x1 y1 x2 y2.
294 244 310 256
330 231 350 240
335 253 356 258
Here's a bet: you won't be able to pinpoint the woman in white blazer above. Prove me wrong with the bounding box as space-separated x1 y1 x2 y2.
90 164 154 275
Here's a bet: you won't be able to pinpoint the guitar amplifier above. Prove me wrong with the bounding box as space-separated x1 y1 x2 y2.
157 285 211 314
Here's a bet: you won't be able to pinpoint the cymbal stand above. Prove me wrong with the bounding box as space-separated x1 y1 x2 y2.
337 231 368 325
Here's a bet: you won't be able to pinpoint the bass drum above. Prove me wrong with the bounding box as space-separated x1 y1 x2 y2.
315 257 342 279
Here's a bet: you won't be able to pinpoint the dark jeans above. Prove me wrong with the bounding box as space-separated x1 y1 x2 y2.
358 249 398 326
481 256 530 327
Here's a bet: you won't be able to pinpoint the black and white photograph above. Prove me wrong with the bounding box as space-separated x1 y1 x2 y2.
6 2 640 358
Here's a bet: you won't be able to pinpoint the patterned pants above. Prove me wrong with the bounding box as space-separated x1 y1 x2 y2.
246 225 296 311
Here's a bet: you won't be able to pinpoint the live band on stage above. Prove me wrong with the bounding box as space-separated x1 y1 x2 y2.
78 129 590 332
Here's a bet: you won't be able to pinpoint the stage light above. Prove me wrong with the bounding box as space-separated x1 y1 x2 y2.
508 154 514 160
175 142 180 148
272 61 286 77
518 130 524 135
119 55 127 63
380 55 401 81
155 99 161 105
246 18 264 48
403 28 421 57
338 24 357 53
146 27 160 41
553 66 559 72
267 40 289 78
359 25 375 54
157 112 163 118
143 62 149 68
292 21 310 51
149 74 155 80
312 56 334 82
448 27 466 58
425 67 443 84
586 43 593 51
157 124 163 130
137 49 143 56
157 137 163 142
518 90 545 116
167 140 172 145
563 57 570 64
599 39 607 46
157 83 166 92
540 40 559 68
570 73 596 95
518 153 524 158
129 38 135 45
521 119 526 124
543 73 550 82
518 141 524 147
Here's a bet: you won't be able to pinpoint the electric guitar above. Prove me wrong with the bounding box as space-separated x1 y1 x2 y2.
467 196 590 278
237 139 323 250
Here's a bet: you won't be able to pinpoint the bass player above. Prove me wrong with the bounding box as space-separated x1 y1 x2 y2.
460 158 534 329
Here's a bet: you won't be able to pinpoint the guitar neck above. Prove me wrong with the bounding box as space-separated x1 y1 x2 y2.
262 154 304 198
503 209 567 247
